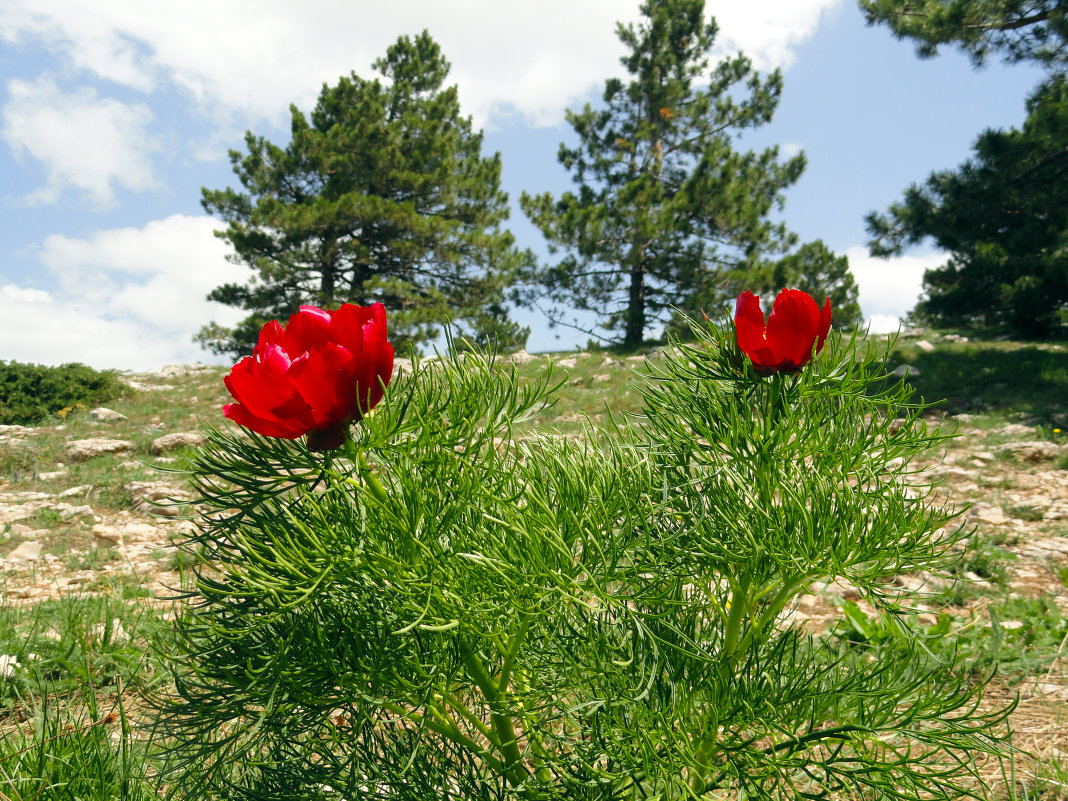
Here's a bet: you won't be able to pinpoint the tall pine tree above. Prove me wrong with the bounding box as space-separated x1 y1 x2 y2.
863 0 1067 336
858 0 1067 68
867 75 1068 336
197 32 531 358
521 0 856 347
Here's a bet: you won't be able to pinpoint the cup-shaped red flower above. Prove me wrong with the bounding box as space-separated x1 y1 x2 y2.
223 302 394 450
735 288 832 374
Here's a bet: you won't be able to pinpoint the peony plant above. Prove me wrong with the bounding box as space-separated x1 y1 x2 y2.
157 296 1012 800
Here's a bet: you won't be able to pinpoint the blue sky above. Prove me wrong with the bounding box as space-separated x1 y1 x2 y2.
0 0 1048 369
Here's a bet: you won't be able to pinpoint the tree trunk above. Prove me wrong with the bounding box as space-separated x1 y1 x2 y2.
625 267 646 347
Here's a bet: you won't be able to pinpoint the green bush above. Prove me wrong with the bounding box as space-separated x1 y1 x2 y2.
0 360 127 425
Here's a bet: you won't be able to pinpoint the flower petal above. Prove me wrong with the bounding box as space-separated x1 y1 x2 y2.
735 291 772 369
816 297 832 353
766 288 821 371
223 402 307 439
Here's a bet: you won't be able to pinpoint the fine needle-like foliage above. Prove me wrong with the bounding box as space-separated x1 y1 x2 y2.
155 322 1014 800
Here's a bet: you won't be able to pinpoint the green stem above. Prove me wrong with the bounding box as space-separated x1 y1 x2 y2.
358 452 390 506
460 644 532 792
735 573 809 657
379 698 505 774
720 574 751 672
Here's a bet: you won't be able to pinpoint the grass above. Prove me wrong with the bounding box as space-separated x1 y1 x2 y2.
0 337 1066 798
890 335 1068 422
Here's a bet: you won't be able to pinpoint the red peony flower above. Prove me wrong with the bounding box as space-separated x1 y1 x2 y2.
223 303 394 450
735 288 832 374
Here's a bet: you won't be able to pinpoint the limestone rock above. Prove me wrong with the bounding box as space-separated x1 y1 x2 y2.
994 441 1063 462
555 356 577 369
892 364 919 378
996 423 1036 438
969 503 1010 526
0 503 39 524
151 432 206 454
92 524 123 546
66 438 133 462
90 407 127 422
121 379 175 392
915 340 936 352
124 481 193 516
3 540 42 564
507 349 539 365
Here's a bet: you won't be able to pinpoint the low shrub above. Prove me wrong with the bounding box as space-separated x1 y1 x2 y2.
0 360 127 425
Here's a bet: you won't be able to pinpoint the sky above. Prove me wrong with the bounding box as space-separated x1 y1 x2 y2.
0 0 1050 370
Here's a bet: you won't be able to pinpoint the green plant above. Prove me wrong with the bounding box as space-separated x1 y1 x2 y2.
157 318 1014 800
0 360 127 426
833 596 1068 685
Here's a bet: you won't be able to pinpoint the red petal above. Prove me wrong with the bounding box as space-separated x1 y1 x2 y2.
288 344 354 428
735 292 772 369
282 306 333 356
224 356 314 430
816 297 832 353
223 402 307 439
766 288 821 371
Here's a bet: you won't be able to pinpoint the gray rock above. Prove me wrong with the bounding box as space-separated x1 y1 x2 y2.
89 407 127 422
892 364 919 378
66 438 133 462
555 357 577 369
915 340 936 352
151 432 206 455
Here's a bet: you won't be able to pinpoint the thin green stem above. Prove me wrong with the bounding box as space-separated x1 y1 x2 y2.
460 644 532 792
720 574 751 671
378 698 505 774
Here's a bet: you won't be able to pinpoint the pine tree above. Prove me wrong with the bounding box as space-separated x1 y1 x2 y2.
521 0 852 347
867 75 1068 336
197 32 531 358
858 0 1067 68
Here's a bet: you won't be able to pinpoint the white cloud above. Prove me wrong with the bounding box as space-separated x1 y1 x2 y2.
1 215 247 369
845 245 945 333
2 76 160 206
708 0 845 71
0 0 844 130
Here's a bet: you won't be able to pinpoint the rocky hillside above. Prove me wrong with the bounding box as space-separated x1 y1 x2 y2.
1 343 1067 790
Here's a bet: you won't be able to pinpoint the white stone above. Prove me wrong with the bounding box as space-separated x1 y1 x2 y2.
555 357 577 369
915 340 936 352
969 503 1009 525
892 364 918 378
92 525 123 546
994 441 1063 462
507 349 539 365
89 407 127 422
151 432 206 455
3 540 42 563
66 438 133 462
59 485 92 498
